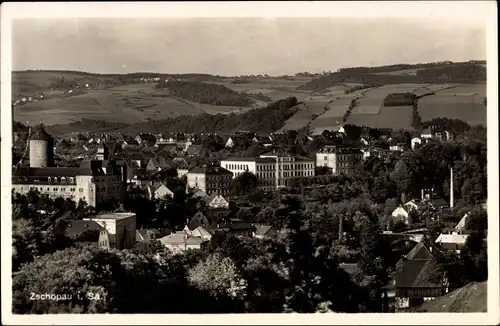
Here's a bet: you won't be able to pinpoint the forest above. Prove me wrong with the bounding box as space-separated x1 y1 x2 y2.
155 80 253 106
297 62 486 91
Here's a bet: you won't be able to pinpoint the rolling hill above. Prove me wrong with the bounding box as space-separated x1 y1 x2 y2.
12 61 487 135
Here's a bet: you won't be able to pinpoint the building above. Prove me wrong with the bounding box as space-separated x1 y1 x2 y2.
252 225 277 239
159 231 208 254
411 137 423 150
204 193 230 209
315 145 363 175
186 165 233 195
391 206 411 225
435 233 469 253
395 242 444 311
83 212 137 250
221 154 315 192
12 127 125 208
59 219 106 247
149 184 174 200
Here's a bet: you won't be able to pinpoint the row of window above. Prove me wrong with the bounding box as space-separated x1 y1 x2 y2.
207 183 230 189
25 186 77 192
225 164 250 171
206 175 231 181
256 170 313 178
47 176 76 183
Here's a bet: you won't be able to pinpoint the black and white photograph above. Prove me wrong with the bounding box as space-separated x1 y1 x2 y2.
1 2 498 325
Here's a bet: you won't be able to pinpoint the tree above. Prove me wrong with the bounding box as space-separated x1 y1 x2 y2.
187 253 247 307
229 172 258 197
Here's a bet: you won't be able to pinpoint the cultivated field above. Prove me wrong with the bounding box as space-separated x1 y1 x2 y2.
418 94 486 126
12 70 487 132
374 105 414 130
14 83 251 125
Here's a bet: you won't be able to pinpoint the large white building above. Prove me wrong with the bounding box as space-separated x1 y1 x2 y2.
221 154 315 191
315 145 363 175
84 212 137 250
12 125 125 208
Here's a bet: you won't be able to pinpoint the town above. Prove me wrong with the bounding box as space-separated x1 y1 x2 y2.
11 115 487 313
7 9 489 317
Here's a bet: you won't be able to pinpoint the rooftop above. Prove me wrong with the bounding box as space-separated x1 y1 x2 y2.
87 212 136 221
188 165 233 175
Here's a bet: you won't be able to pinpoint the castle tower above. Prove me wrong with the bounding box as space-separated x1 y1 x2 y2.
29 123 54 168
96 143 109 161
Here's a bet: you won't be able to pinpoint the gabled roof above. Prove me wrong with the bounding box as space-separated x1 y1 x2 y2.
405 242 433 260
455 214 468 232
205 193 228 204
185 145 203 155
254 224 274 236
159 231 206 246
191 189 208 198
396 259 441 288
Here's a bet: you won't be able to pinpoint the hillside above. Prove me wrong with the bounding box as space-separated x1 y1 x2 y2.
12 62 487 134
43 96 300 136
414 281 487 312
156 80 254 106
297 61 486 91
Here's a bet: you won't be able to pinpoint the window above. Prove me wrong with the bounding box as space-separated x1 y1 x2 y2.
79 188 84 192
61 177 66 183
48 177 52 182
54 177 58 182
53 188 58 191
61 188 66 192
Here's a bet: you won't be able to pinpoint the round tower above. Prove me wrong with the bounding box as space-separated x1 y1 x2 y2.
29 124 54 168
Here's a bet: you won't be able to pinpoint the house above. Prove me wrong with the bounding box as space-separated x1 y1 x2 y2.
389 143 405 152
394 242 444 311
435 233 469 253
218 221 256 238
185 211 211 231
403 200 419 213
391 206 411 225
149 184 174 200
225 137 237 149
186 165 233 195
159 231 208 254
411 137 423 150
359 137 369 146
204 193 230 209
315 145 363 175
189 225 214 241
252 224 277 239
136 228 168 242
135 133 157 147
146 157 168 171
83 213 137 250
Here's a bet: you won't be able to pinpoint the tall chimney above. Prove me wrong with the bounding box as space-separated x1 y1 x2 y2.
450 165 454 208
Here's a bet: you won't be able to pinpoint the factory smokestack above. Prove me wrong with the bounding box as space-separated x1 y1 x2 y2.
450 165 454 208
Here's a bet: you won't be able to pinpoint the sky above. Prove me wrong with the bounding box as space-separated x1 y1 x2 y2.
12 18 486 76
